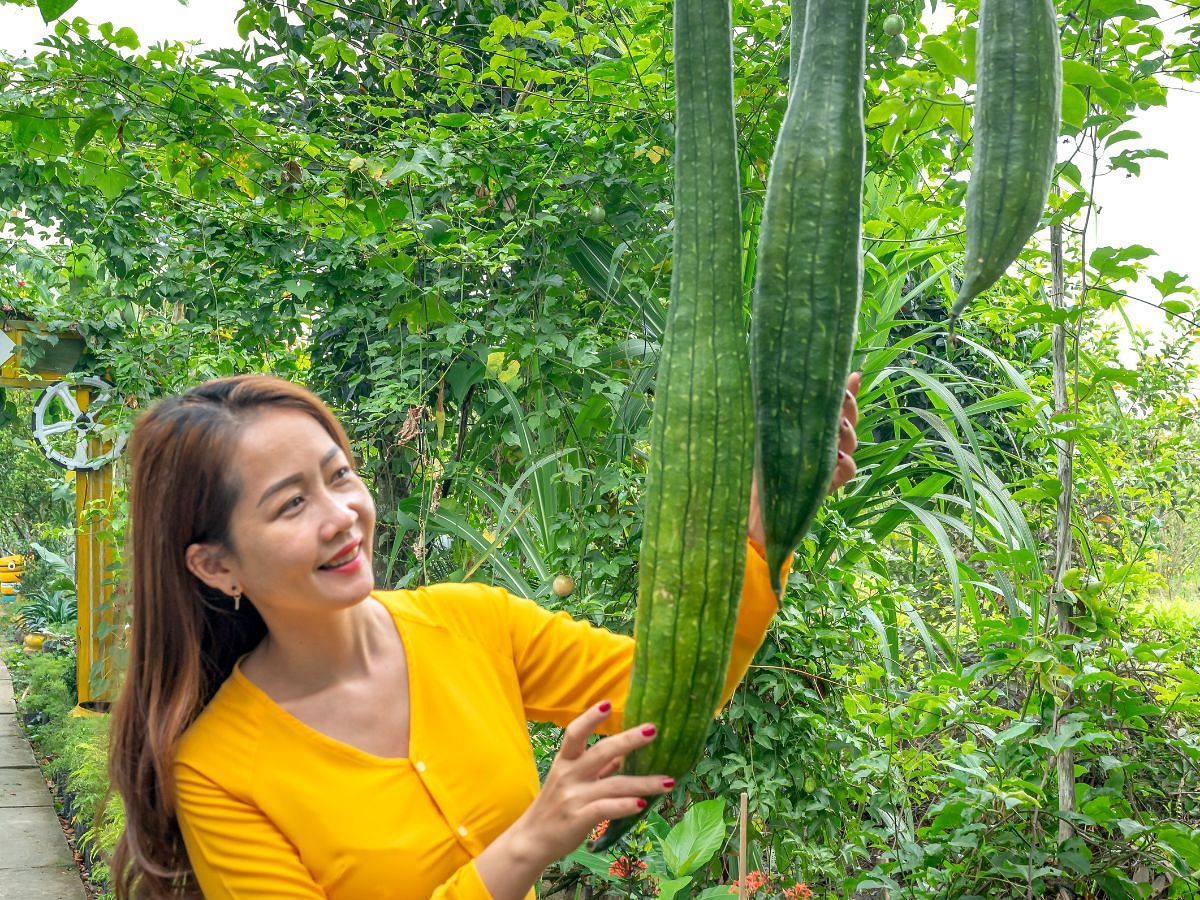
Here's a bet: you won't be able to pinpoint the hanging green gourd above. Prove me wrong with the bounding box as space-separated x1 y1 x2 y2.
589 0 752 852
949 0 1061 324
751 0 868 592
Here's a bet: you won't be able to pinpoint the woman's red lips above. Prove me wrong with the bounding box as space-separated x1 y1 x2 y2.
320 540 361 569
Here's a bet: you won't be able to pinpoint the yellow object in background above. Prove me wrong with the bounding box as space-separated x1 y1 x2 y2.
1 553 28 598
0 553 27 585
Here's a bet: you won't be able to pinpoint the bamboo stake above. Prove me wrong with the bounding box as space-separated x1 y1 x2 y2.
1050 222 1077 900
738 791 749 900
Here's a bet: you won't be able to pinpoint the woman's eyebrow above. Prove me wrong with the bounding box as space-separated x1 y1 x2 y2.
256 446 341 507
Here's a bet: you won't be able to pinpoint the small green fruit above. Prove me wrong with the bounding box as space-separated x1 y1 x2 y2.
552 574 575 597
587 204 606 225
886 34 908 59
883 14 905 37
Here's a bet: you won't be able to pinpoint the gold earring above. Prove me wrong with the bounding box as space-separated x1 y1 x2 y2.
231 585 242 612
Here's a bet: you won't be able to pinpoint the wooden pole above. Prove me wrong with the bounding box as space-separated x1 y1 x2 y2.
1050 223 1077 899
738 791 749 900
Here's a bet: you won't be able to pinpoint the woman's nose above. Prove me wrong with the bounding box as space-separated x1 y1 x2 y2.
321 493 357 537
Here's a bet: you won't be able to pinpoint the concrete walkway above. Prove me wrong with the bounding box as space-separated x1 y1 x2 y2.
0 659 87 899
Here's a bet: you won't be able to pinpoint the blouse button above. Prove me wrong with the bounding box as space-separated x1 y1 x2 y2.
457 825 469 837
415 761 427 773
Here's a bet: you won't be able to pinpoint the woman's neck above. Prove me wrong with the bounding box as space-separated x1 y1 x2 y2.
246 597 390 697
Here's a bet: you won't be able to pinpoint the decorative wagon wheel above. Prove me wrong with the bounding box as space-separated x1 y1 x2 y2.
31 376 128 471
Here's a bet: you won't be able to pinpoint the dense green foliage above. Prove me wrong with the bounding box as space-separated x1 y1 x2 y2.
1 0 1199 895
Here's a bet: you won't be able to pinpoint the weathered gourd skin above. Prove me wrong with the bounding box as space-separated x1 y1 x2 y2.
589 0 751 853
950 0 1061 321
751 0 867 592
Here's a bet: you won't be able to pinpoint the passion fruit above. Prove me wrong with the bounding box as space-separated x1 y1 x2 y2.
586 204 606 225
552 574 575 598
883 13 905 37
886 34 908 59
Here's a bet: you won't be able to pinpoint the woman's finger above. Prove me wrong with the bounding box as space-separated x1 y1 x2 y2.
586 796 650 824
580 722 658 776
843 372 862 429
578 774 675 803
596 756 623 779
838 417 858 456
830 452 857 494
559 701 613 761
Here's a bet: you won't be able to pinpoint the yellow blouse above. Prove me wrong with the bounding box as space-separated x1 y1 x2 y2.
174 542 785 899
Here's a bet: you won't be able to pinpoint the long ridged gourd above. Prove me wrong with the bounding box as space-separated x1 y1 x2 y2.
589 0 751 853
789 0 807 92
949 0 1061 322
751 0 867 592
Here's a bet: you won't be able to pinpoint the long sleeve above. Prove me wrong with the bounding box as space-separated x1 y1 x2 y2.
506 539 788 734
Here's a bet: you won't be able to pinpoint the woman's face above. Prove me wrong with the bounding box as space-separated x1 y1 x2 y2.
188 408 376 616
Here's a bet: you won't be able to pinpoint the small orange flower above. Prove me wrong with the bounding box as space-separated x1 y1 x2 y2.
589 820 609 842
783 883 814 900
728 870 770 894
608 855 647 879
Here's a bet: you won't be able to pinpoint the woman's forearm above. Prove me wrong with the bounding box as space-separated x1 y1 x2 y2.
473 823 548 900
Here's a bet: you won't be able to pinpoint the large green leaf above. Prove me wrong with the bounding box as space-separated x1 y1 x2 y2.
660 798 727 878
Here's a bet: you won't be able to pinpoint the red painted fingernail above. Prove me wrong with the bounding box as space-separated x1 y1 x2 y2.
598 701 612 714
838 450 847 460
842 417 851 429
637 798 647 809
663 778 676 788
641 725 657 737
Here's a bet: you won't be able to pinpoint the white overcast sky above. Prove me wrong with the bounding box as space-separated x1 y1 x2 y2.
1 1 1196 357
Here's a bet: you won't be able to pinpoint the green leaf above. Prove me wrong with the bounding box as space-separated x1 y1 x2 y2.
1062 59 1107 89
564 848 618 883
922 39 964 81
655 876 692 900
1059 848 1092 876
37 0 78 23
1061 84 1087 130
660 798 727 878
73 106 113 152
112 26 139 50
284 279 314 302
1151 271 1189 298
437 112 474 128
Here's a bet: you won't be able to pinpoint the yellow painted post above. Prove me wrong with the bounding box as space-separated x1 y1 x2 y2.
73 387 118 713
2 323 115 713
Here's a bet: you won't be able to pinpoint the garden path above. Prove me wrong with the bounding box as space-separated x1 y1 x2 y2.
0 659 87 899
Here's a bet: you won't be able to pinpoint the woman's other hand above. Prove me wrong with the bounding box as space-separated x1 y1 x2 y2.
747 371 862 545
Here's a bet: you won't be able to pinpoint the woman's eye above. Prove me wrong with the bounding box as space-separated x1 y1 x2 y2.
281 496 305 514
333 466 352 481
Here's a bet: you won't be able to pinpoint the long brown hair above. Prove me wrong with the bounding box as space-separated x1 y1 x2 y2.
109 375 353 899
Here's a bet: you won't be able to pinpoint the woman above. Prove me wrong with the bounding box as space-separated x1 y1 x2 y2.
109 373 860 899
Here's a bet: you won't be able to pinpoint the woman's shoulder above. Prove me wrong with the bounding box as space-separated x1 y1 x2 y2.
175 668 267 782
373 581 520 645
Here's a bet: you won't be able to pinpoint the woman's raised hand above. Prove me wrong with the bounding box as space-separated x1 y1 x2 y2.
516 701 671 861
474 701 673 899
